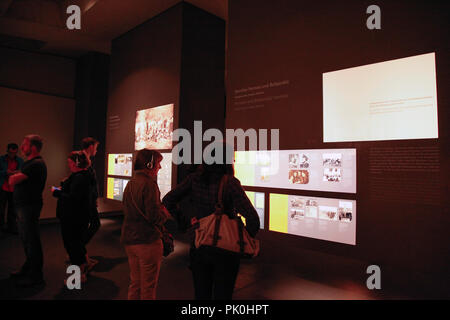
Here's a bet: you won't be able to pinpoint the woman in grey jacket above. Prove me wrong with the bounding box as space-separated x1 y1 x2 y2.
121 149 171 300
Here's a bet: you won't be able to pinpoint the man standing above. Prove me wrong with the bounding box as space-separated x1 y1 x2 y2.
9 135 47 287
81 137 101 269
0 143 24 234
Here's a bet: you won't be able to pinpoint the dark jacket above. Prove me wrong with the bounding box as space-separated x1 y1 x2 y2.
53 170 92 223
162 172 260 238
87 159 99 203
0 154 24 188
121 170 170 245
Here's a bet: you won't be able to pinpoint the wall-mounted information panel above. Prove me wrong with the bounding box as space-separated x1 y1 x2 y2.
269 193 356 245
235 149 356 194
107 177 130 201
108 153 133 177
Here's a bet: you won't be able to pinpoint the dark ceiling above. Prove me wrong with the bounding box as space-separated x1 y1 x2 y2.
0 0 227 57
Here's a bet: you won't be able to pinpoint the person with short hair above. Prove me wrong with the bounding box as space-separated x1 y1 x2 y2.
0 143 24 234
80 137 101 269
52 151 92 283
121 149 171 300
9 134 47 287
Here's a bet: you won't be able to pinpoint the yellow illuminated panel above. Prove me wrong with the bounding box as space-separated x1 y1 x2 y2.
108 154 115 175
269 193 288 233
245 191 255 206
107 177 115 199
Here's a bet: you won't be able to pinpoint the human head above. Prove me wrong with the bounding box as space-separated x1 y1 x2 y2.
7 143 18 158
201 142 234 179
134 149 163 177
81 137 99 157
21 134 43 157
67 151 90 172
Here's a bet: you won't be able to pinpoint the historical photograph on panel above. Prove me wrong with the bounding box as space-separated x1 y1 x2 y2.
322 153 342 167
305 199 319 218
289 196 305 220
289 154 300 168
338 201 353 222
135 104 174 150
318 206 338 221
323 167 342 182
288 169 309 184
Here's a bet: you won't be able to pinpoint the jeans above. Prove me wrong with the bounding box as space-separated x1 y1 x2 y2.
125 240 163 300
190 246 241 300
0 190 16 231
83 206 101 245
16 203 44 279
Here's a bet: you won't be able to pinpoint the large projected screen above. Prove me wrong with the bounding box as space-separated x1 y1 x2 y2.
323 52 438 142
135 104 174 150
158 152 172 199
107 177 129 201
108 153 132 177
270 193 356 245
235 149 356 193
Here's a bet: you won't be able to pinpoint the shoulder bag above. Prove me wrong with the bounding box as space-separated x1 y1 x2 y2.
193 175 260 258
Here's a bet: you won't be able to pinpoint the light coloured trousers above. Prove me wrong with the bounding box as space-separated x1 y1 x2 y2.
125 239 163 300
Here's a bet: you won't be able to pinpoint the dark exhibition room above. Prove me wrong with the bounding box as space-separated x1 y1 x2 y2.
0 0 449 307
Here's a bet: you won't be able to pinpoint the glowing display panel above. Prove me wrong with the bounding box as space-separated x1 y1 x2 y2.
158 152 172 199
235 149 356 193
107 178 129 201
108 153 132 177
323 52 438 142
269 193 356 245
135 104 174 150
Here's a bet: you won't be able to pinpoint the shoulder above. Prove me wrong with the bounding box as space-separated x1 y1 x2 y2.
87 166 96 178
72 171 90 183
227 175 242 187
22 157 45 172
225 175 245 194
30 157 46 168
189 172 202 182
131 173 154 189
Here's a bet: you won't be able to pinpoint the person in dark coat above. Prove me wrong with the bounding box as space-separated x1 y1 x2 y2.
52 151 92 283
162 143 260 300
0 143 24 234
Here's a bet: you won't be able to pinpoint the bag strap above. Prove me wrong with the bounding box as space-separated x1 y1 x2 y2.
212 174 245 254
211 175 228 245
216 174 228 210
212 214 222 246
237 221 245 254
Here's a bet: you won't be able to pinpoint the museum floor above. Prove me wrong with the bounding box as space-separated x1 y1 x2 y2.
0 216 434 300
